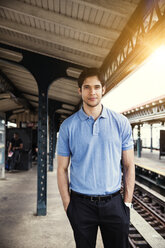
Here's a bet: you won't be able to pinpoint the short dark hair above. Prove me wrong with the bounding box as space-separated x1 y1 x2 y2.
14 132 19 136
78 67 105 88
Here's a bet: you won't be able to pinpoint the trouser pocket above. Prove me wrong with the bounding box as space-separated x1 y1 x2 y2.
66 199 72 217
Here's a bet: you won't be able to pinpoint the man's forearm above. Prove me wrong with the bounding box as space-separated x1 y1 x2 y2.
8 144 12 153
57 167 70 211
123 164 135 203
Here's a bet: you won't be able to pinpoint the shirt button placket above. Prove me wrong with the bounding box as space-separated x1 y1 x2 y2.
93 122 98 136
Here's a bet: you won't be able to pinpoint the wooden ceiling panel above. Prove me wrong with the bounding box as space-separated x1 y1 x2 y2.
0 0 141 116
48 92 80 105
111 15 123 30
88 7 97 23
0 99 22 112
95 9 104 25
105 13 116 28
100 11 110 27
79 0 138 17
49 78 80 105
53 78 78 86
22 94 38 102
71 1 78 18
83 5 91 22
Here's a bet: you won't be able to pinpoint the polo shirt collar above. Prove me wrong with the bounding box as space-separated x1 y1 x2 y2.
78 105 108 121
100 105 108 119
78 107 89 121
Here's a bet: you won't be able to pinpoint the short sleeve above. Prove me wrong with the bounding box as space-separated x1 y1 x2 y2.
57 124 71 157
122 117 133 151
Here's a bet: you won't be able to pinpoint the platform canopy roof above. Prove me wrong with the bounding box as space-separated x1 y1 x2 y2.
0 0 164 124
122 95 165 124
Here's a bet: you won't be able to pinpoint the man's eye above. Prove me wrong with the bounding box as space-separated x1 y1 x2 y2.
84 86 89 89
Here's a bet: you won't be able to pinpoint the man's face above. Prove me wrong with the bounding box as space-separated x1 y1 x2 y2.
14 133 18 140
78 76 106 108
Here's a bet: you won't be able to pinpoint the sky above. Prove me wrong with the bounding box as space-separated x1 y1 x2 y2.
102 46 165 113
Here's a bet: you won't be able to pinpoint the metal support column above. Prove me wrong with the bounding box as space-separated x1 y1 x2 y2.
19 48 81 216
53 124 57 160
53 119 58 160
0 113 6 180
37 88 48 216
137 125 141 158
49 121 57 171
49 115 54 171
150 124 153 153
48 102 60 171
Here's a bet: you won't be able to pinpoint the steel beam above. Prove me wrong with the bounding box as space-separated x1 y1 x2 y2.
137 125 141 158
124 103 165 124
101 0 165 93
48 118 54 172
150 124 153 153
49 115 59 172
53 123 58 160
48 101 62 172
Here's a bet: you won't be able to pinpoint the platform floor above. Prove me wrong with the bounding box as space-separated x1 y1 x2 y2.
134 148 165 176
0 162 103 248
0 156 164 248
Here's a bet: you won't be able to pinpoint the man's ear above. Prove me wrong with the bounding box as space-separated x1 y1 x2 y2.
78 87 82 96
102 86 106 95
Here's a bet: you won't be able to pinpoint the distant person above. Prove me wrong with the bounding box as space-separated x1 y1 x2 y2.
8 132 23 171
57 68 135 248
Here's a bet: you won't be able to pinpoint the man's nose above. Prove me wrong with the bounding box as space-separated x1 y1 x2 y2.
90 88 96 94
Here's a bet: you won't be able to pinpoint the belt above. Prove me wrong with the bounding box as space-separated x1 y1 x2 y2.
71 190 120 202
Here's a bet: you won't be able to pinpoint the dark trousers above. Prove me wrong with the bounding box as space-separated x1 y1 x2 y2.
67 192 130 248
9 150 21 170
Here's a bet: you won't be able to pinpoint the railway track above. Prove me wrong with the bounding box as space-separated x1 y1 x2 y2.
133 184 165 238
126 183 165 247
129 224 152 248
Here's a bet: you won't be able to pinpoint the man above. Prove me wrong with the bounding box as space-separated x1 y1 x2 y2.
57 68 135 248
8 132 23 171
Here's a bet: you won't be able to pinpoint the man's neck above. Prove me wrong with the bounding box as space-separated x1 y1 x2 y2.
83 103 103 120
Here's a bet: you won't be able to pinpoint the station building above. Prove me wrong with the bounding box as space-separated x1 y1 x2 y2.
0 1 165 247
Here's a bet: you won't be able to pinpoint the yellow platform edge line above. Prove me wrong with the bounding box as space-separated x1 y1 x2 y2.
135 163 165 177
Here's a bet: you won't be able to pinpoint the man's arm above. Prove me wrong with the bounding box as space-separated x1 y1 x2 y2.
122 149 135 203
57 155 70 212
8 142 12 153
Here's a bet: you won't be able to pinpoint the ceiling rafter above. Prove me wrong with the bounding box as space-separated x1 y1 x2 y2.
72 0 137 17
0 18 109 57
0 33 102 67
0 0 120 41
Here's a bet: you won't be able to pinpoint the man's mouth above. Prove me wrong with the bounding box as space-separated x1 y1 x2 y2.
88 98 97 101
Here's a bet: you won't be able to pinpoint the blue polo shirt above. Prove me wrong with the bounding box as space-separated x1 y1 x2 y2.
57 106 133 195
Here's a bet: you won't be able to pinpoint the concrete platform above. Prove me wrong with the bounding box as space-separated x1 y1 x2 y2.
0 162 103 248
131 209 165 248
0 158 164 248
134 148 165 176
